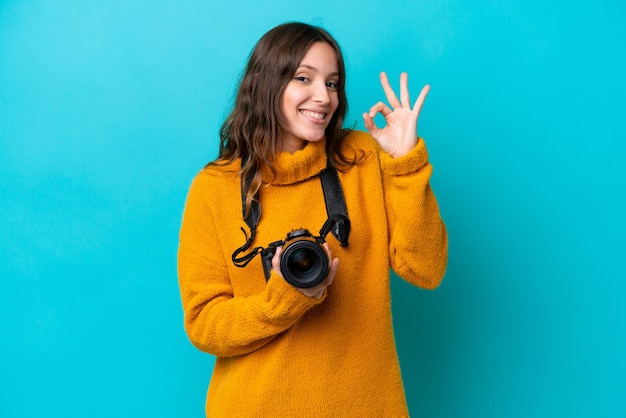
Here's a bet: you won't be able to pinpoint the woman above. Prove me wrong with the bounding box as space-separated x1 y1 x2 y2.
178 22 448 417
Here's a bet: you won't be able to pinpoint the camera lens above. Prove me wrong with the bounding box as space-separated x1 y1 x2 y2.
280 239 329 288
288 248 316 276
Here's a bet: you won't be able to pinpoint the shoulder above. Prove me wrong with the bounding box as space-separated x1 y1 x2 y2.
339 130 382 163
187 159 240 196
182 159 243 225
341 130 379 153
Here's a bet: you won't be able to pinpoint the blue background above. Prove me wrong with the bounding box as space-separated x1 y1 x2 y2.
1 1 624 417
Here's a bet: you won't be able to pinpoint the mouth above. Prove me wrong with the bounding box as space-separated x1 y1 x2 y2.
299 109 327 124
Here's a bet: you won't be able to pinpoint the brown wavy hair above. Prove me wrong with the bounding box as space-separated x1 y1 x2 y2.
211 22 357 216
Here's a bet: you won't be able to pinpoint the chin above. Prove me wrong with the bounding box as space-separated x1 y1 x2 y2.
305 135 324 143
303 130 327 142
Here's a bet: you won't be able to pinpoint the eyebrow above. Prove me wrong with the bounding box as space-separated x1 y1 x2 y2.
298 64 339 77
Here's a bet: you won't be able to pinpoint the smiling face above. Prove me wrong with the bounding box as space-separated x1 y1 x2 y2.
279 42 340 153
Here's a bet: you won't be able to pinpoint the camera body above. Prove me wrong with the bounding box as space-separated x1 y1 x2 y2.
261 229 330 288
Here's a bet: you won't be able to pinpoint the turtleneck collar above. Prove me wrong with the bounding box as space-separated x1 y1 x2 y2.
261 139 327 185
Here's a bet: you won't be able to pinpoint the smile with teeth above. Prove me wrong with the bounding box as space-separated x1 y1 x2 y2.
300 109 326 121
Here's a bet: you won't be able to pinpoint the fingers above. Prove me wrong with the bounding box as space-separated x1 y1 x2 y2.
362 112 376 133
323 243 339 284
327 257 339 284
379 72 401 109
367 101 393 118
271 246 284 279
378 72 428 114
380 71 411 109
400 72 410 108
412 84 430 116
297 245 338 299
313 254 338 298
363 101 391 136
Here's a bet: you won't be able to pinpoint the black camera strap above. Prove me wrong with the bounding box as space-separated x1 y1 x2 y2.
232 157 350 268
231 164 263 268
318 166 350 247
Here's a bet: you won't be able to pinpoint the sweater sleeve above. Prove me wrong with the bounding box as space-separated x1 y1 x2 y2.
378 138 448 289
177 172 325 357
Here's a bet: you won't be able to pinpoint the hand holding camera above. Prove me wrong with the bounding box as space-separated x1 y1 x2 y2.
269 230 339 299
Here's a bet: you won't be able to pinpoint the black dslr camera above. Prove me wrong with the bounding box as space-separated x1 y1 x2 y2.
232 162 350 289
261 229 330 289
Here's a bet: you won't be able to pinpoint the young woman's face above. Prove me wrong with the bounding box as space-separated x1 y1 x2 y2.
279 42 340 153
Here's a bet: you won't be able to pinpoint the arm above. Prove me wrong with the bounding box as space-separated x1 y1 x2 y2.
379 142 448 289
177 172 324 357
363 72 448 288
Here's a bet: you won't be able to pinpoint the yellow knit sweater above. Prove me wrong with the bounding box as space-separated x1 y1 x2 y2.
178 130 448 417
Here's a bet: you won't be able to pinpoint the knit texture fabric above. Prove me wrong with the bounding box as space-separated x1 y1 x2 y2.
178 130 448 417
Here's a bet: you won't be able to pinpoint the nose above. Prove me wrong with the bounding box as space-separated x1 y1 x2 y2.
312 80 330 105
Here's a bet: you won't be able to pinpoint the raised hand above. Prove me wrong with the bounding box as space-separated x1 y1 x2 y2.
362 72 430 158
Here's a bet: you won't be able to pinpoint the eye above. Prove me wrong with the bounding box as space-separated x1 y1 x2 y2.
326 81 339 90
294 76 310 83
